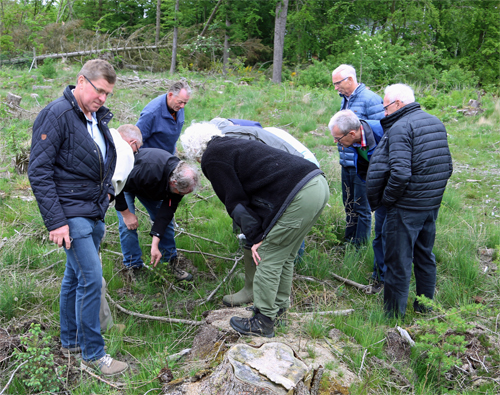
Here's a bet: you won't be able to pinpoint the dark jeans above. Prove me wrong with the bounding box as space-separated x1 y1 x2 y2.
383 206 439 318
372 206 387 282
117 192 177 268
341 166 371 245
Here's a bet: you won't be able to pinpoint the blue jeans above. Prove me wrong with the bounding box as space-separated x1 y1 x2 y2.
341 166 371 245
117 192 177 268
60 217 106 362
372 206 387 282
383 206 439 318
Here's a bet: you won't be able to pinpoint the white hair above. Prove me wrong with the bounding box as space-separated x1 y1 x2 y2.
332 64 357 84
384 83 415 104
328 110 361 134
180 122 222 162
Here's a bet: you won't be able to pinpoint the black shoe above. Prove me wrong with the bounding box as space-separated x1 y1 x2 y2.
366 279 384 294
246 306 287 327
230 312 275 338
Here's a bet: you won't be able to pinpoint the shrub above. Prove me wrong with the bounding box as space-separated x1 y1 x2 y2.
13 323 64 393
39 58 56 79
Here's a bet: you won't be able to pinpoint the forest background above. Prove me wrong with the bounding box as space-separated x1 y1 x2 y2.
0 0 499 91
1 0 500 394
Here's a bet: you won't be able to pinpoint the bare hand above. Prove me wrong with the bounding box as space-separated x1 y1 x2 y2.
150 236 162 267
121 209 138 230
251 241 263 265
49 225 71 249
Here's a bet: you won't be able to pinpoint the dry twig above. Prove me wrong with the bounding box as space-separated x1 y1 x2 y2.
106 293 204 326
199 255 243 305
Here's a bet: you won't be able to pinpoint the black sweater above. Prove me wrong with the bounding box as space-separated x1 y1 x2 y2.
201 137 322 244
115 148 182 238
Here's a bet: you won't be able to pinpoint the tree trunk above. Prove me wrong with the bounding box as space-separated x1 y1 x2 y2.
199 0 223 37
170 0 179 75
272 0 289 84
223 15 230 75
155 0 161 46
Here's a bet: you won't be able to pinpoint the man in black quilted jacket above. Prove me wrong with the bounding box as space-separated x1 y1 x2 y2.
28 59 128 376
366 83 453 318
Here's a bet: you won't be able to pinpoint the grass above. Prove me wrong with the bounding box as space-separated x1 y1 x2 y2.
0 61 499 394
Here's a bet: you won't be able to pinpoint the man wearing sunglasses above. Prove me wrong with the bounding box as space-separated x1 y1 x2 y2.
331 64 385 248
29 59 128 376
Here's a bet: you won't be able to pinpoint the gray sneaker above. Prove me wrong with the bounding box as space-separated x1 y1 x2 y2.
81 354 128 376
169 257 193 282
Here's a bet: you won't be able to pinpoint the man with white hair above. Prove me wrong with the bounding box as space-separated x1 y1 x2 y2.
366 83 453 318
181 120 319 307
331 64 384 247
328 110 386 293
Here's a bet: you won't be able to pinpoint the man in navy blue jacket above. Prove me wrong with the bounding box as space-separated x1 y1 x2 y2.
117 81 192 280
331 64 384 246
28 59 127 376
329 110 386 293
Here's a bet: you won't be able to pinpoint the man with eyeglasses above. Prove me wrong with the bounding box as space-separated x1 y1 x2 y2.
28 59 128 376
328 110 386 293
331 64 384 249
116 81 192 280
366 84 453 318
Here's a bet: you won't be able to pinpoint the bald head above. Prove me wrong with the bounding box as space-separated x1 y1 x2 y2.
118 124 143 152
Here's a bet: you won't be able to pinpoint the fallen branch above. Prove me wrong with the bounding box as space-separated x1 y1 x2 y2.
177 248 240 262
288 309 354 317
359 348 368 376
199 255 243 305
80 363 125 388
331 273 369 292
175 230 224 246
0 361 28 395
106 293 204 326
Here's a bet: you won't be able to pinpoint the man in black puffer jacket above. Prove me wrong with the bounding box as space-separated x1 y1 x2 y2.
366 83 453 318
28 60 128 376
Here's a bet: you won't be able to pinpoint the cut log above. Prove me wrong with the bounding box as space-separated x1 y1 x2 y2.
6 93 21 106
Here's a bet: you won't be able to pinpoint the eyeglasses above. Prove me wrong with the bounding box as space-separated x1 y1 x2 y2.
84 75 113 98
334 132 350 144
383 100 396 111
333 76 349 86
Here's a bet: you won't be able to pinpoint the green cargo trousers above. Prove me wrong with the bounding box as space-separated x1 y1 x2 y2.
253 174 330 319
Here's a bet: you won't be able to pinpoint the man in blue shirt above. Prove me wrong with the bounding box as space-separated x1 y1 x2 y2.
117 81 192 281
331 65 384 247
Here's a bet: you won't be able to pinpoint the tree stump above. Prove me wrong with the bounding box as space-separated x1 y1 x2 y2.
197 342 321 395
7 92 22 106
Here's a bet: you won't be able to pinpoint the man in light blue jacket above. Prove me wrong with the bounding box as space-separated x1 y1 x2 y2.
332 64 384 247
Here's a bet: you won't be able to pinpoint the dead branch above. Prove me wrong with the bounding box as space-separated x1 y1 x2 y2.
176 229 224 246
370 356 412 387
80 363 125 389
176 248 239 262
106 293 204 326
0 361 28 395
288 309 354 317
199 255 243 305
331 272 370 292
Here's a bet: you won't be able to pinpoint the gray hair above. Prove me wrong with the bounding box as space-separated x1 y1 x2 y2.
168 81 192 96
328 110 361 134
117 124 143 146
77 59 116 84
180 122 222 162
384 83 415 104
332 64 357 84
170 161 199 194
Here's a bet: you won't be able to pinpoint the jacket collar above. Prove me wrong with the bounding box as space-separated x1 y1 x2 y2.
380 102 421 131
339 83 366 101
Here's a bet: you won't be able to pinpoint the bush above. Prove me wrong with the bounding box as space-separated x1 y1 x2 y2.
296 59 333 88
39 58 56 79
